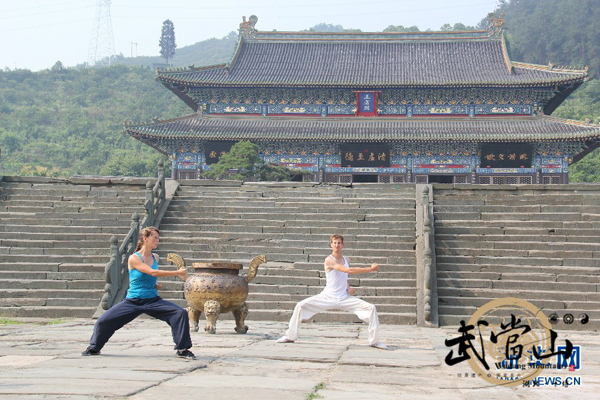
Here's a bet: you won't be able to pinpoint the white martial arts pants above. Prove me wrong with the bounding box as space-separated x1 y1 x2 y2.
283 292 381 345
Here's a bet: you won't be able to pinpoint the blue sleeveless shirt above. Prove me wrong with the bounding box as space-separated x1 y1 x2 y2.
126 252 159 299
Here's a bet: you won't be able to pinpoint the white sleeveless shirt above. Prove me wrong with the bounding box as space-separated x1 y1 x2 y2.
322 255 349 298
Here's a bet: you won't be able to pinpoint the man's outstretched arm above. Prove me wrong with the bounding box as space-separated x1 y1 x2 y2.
325 258 379 274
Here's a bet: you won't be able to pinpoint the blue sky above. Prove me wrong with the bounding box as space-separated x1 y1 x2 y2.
2 0 500 71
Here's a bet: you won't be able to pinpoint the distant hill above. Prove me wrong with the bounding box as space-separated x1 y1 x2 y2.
108 32 238 69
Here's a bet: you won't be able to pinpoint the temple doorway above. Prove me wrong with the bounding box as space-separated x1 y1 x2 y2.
353 174 378 183
428 175 454 184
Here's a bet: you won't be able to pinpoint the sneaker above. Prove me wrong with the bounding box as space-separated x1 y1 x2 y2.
276 336 294 344
176 349 196 360
81 347 100 356
370 342 388 350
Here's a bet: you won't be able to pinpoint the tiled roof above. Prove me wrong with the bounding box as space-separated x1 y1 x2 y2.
156 33 587 88
125 114 600 143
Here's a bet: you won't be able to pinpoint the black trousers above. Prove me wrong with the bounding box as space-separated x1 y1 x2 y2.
89 297 192 351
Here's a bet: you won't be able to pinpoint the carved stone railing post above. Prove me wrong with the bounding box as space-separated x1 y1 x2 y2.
144 181 154 228
96 161 167 316
415 184 438 327
95 213 140 316
158 160 166 204
100 236 119 311
130 212 140 249
422 187 433 323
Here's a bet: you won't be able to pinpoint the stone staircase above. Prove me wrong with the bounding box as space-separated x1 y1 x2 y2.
0 176 148 318
434 184 600 330
155 181 418 325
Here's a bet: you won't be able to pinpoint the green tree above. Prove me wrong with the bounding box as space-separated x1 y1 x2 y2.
306 23 362 33
204 141 262 180
258 163 308 182
51 61 64 71
159 20 177 65
204 141 303 181
440 23 476 31
383 25 420 32
100 151 167 177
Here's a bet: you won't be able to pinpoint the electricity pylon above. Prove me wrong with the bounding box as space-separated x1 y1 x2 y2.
87 0 116 66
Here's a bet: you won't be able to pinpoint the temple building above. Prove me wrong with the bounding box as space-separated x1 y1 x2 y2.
125 15 600 184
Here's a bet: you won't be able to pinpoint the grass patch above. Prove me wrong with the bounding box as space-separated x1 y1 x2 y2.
306 382 325 400
44 318 71 325
0 318 25 325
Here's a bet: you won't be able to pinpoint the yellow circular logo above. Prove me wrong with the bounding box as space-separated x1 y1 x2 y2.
465 297 553 387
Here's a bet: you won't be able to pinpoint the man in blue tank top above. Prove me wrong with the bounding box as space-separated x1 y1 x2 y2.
277 234 387 349
82 227 196 360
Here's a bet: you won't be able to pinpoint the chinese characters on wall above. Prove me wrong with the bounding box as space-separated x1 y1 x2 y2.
340 143 390 167
480 144 532 168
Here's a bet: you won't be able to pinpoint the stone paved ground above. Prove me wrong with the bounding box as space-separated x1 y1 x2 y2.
0 318 598 399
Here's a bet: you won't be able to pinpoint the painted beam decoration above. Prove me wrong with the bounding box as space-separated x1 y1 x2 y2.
263 155 319 172
412 156 473 174
175 152 199 170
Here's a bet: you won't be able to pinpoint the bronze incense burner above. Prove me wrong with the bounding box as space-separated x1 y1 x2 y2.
167 254 267 334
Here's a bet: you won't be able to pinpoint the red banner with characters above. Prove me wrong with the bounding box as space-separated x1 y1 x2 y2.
356 92 378 116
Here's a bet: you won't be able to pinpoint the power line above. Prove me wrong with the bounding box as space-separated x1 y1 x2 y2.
2 0 91 15
0 17 93 33
0 4 94 20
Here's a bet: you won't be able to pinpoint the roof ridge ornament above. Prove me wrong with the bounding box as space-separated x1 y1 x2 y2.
239 15 258 39
487 13 506 38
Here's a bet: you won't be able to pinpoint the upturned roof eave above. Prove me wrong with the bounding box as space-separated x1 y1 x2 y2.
124 114 600 144
153 76 587 89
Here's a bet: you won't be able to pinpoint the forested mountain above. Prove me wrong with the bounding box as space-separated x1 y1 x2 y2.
497 0 600 79
0 66 189 177
1 1 599 180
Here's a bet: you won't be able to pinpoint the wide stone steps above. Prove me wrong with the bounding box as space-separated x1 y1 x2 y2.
436 233 600 243
0 239 117 249
0 177 149 319
157 233 414 245
437 278 598 292
155 250 414 266
167 204 416 213
0 232 115 241
433 184 600 330
163 214 415 225
152 181 418 325
435 220 600 229
159 238 415 251
0 225 132 234
436 247 599 259
433 205 600 213
435 226 600 235
435 212 599 221
159 223 411 236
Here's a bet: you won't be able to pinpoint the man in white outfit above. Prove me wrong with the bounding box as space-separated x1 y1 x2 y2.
276 234 387 349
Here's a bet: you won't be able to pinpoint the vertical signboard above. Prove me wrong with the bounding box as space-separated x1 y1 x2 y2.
356 92 378 116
